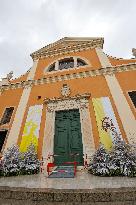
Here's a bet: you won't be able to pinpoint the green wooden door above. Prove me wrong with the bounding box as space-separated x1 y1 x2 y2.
54 109 83 165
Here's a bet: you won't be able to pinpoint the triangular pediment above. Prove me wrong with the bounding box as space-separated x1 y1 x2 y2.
30 37 104 60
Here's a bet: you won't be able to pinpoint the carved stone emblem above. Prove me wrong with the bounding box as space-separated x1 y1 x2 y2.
61 84 71 97
7 71 13 80
132 48 136 58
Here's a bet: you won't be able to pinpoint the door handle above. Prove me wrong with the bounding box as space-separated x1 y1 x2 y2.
70 153 79 156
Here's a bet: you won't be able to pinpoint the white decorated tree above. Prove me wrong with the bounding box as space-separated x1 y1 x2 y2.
89 117 136 177
20 143 40 175
110 132 136 176
2 145 21 176
88 144 111 176
1 143 41 177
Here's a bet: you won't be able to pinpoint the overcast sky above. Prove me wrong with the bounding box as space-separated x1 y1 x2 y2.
0 0 136 79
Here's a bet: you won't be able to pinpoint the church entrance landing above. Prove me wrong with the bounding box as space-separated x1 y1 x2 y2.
54 109 83 166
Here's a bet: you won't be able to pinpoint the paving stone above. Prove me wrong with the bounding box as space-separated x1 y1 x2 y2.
54 192 68 202
0 199 33 205
81 192 111 202
77 202 136 205
67 192 82 202
0 190 11 199
0 199 136 205
53 192 82 202
110 190 136 201
0 172 136 190
33 192 54 201
10 191 33 200
0 172 136 204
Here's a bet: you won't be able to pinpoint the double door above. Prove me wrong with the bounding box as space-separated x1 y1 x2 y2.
54 109 83 165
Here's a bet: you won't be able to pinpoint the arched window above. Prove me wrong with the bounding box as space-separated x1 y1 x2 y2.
47 57 88 72
48 63 55 72
77 58 87 67
59 58 74 70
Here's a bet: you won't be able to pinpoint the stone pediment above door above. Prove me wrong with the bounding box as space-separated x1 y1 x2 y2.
44 93 91 113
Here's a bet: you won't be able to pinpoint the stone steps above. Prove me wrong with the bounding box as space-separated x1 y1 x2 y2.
0 186 136 205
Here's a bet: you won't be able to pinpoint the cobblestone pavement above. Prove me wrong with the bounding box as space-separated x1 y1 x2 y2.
0 170 136 189
0 199 136 205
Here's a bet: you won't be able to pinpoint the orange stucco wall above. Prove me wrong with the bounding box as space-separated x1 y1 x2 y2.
0 46 136 158
109 56 136 66
34 49 101 80
10 72 29 83
17 73 129 157
115 71 136 119
0 88 23 151
0 88 23 123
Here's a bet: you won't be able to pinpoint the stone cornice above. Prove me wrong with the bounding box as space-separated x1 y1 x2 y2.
30 38 104 60
44 93 91 104
0 63 136 94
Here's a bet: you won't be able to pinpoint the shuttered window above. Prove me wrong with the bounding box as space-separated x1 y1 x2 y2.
128 91 136 108
0 107 14 125
0 130 8 152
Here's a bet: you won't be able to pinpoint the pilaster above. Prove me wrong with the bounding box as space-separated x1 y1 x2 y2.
4 60 39 150
95 47 136 143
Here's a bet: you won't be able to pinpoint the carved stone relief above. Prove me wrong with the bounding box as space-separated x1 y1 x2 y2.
132 48 136 58
61 84 71 97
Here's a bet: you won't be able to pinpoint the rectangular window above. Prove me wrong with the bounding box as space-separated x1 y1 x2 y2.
0 130 8 152
128 91 136 108
0 107 14 125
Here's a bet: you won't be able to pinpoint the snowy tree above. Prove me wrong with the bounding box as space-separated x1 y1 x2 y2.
20 144 40 175
0 144 41 177
0 159 3 176
89 117 136 177
2 145 21 176
104 117 136 176
110 136 136 176
88 145 111 176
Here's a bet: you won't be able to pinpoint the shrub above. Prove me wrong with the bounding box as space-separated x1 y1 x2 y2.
2 145 21 176
20 144 40 175
0 144 40 177
88 145 111 176
88 116 136 177
88 136 136 177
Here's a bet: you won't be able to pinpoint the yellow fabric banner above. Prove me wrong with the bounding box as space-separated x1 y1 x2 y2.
92 98 112 150
20 105 43 152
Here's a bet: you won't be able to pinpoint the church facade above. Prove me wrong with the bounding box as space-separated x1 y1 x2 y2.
0 37 136 165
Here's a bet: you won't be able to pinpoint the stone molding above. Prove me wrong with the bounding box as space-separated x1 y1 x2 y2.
45 97 89 113
44 93 91 103
42 93 95 169
30 37 104 60
45 95 90 113
31 43 103 60
0 63 136 95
